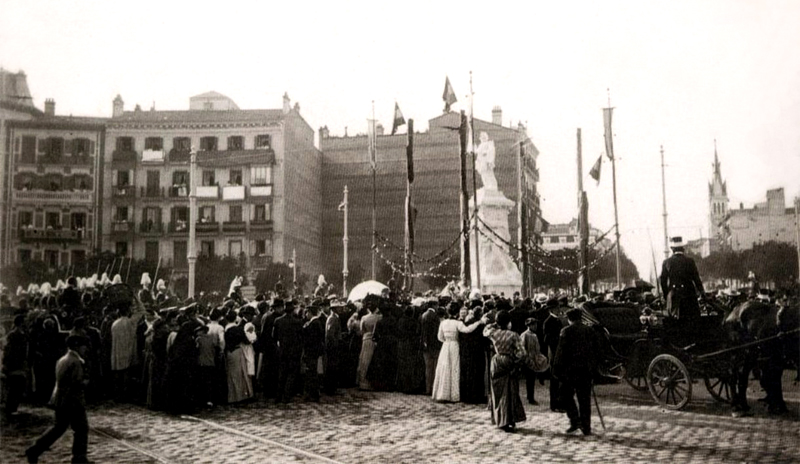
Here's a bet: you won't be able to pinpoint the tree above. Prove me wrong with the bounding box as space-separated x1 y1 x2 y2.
693 241 798 290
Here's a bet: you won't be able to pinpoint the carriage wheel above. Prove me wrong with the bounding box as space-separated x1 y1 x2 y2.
704 375 733 404
625 373 649 392
647 354 692 410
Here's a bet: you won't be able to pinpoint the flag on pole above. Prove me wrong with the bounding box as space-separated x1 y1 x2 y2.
603 107 615 160
589 154 603 183
367 118 377 169
391 102 405 135
443 76 457 112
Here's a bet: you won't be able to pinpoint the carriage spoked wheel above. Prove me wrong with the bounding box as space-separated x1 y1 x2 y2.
647 354 692 410
624 373 649 392
703 375 733 404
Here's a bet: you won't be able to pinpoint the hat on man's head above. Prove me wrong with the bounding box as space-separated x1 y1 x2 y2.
534 293 548 305
669 236 686 248
525 317 538 327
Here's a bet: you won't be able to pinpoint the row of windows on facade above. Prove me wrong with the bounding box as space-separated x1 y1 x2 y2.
114 204 271 225
113 166 272 188
115 134 272 153
17 211 87 230
15 136 96 161
17 249 86 268
112 239 272 263
15 173 92 192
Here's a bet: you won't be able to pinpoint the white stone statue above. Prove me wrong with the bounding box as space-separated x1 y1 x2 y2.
475 131 498 191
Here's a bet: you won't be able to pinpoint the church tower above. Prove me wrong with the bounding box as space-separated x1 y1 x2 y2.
708 140 729 250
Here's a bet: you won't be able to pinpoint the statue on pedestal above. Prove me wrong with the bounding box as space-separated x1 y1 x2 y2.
475 131 498 191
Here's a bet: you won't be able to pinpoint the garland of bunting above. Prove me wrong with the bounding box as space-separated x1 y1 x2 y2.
372 242 461 280
373 212 473 265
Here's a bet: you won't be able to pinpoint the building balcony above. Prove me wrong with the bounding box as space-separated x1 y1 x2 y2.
19 228 82 243
139 221 163 235
111 221 133 233
222 185 246 201
141 149 165 163
112 149 137 162
250 185 273 197
169 185 189 198
36 154 94 166
196 185 219 199
249 219 273 231
140 186 164 199
250 255 272 270
222 221 247 233
112 186 135 198
196 221 219 234
168 221 189 235
12 189 93 205
168 149 191 163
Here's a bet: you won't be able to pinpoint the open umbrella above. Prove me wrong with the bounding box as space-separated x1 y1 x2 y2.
347 280 388 302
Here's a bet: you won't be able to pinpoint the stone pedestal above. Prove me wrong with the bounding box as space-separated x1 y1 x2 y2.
469 187 523 296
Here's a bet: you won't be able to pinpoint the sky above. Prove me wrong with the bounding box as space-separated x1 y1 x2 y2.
3 0 799 282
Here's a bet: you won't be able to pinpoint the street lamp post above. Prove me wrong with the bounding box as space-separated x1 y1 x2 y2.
187 148 197 298
291 248 297 285
342 185 349 297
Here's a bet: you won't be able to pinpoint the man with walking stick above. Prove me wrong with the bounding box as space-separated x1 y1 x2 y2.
552 307 600 436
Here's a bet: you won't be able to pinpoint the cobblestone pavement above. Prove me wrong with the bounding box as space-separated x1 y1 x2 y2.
2 373 798 463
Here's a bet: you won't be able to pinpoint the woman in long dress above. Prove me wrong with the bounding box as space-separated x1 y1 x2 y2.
357 296 382 390
432 302 483 402
483 310 537 433
460 306 488 404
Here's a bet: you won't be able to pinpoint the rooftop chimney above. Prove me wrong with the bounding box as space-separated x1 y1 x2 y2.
492 106 502 125
294 102 300 113
376 123 385 136
44 98 55 117
319 126 330 139
112 94 124 118
282 92 291 114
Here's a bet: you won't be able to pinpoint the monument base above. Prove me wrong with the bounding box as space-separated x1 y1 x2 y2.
469 188 523 297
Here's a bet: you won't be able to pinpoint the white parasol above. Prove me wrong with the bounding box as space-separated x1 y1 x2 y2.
347 280 388 302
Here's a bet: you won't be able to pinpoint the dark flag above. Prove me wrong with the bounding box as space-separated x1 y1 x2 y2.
589 154 602 184
443 76 457 112
391 102 405 135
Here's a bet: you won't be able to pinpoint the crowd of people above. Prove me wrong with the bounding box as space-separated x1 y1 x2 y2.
2 271 607 462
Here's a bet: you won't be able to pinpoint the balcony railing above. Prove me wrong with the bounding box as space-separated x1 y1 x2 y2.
196 185 219 199
250 185 273 197
141 149 165 163
250 219 273 231
169 221 189 234
112 221 132 233
112 186 135 198
19 228 82 243
37 154 94 166
196 221 219 233
112 149 137 162
141 186 164 199
12 190 93 204
222 185 246 201
139 221 163 235
250 255 272 269
222 221 247 233
168 149 191 163
169 185 189 198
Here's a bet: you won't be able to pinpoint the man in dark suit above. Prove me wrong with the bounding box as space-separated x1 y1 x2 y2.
59 276 83 317
420 302 442 395
273 300 303 403
553 308 600 436
26 335 91 464
324 302 342 395
302 304 325 402
541 302 563 411
660 236 705 320
508 298 530 335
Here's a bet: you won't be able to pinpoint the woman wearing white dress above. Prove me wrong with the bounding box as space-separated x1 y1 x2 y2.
432 302 483 402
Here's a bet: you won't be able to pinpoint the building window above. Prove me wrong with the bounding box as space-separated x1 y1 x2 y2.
200 136 218 151
143 207 160 231
19 249 32 262
229 240 242 258
174 241 187 267
116 136 134 151
229 205 243 222
566 235 575 243
45 212 61 229
255 134 271 149
44 250 59 268
229 169 242 186
70 213 86 231
116 206 129 222
203 101 213 111
201 240 215 257
48 137 65 156
172 171 188 186
172 137 191 153
173 206 189 225
549 236 559 244
200 206 215 223
72 138 92 156
251 166 271 185
227 136 244 150
18 211 33 229
145 137 164 150
21 136 36 163
116 170 131 187
253 204 271 222
145 241 159 262
146 171 160 196
115 242 128 257
251 239 271 256
202 170 216 186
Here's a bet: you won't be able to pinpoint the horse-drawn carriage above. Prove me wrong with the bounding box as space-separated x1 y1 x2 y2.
583 299 797 411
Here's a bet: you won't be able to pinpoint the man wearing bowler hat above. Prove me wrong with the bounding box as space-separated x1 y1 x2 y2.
660 236 705 320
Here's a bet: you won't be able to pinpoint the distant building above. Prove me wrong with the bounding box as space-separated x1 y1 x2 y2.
319 109 544 290
539 218 613 252
102 91 322 278
708 145 797 252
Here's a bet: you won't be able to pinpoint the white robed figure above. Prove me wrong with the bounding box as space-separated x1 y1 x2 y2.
475 131 498 191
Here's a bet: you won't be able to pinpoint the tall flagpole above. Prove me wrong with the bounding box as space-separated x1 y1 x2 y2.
371 101 377 280
660 145 669 260
342 185 349 297
605 91 622 289
188 148 197 298
459 111 471 288
470 71 481 290
404 119 415 292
